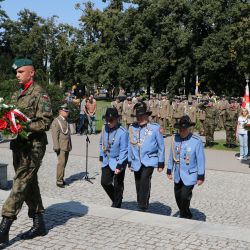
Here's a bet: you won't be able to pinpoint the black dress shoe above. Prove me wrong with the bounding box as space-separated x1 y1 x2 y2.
56 183 65 188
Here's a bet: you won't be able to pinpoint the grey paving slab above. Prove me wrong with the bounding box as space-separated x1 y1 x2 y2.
0 194 250 249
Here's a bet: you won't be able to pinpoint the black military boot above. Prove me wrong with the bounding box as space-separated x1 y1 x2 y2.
0 216 14 244
21 213 46 240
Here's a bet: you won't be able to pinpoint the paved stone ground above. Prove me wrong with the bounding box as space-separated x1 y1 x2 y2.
0 131 250 249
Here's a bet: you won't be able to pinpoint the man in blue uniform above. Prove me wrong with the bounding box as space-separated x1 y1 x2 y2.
128 102 165 212
99 108 128 208
167 115 205 219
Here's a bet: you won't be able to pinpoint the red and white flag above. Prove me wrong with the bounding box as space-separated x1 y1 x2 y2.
242 83 250 111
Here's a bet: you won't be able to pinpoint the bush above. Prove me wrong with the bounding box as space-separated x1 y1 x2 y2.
0 79 18 102
46 84 65 117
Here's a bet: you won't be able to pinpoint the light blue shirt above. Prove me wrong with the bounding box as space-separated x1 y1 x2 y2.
128 122 165 171
99 124 128 171
167 133 205 186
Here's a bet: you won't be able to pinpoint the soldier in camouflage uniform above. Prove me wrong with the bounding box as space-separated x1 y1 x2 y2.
111 96 123 117
158 93 170 136
171 96 185 133
224 98 240 148
148 93 159 122
216 95 229 130
122 96 135 128
184 100 197 133
0 59 53 244
199 99 219 147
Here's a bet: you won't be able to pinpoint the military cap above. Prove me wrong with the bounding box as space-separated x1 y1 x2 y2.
12 58 33 70
136 93 141 97
127 96 132 100
152 93 156 97
161 92 166 96
59 103 69 112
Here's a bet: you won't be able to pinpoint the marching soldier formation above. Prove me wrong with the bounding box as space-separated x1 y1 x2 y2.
113 92 243 147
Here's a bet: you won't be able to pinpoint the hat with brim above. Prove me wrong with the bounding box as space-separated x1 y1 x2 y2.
12 58 33 70
103 107 120 121
174 115 195 129
131 101 152 117
59 103 69 112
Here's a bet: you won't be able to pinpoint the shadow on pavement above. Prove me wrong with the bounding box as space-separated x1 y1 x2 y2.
172 208 206 221
65 172 99 185
122 201 172 216
45 201 88 232
0 201 88 249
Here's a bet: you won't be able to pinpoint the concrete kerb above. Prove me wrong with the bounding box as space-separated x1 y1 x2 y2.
1 189 250 243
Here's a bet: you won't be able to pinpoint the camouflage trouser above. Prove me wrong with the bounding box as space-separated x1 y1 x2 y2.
204 123 215 144
150 115 158 123
218 115 225 130
225 126 236 145
56 150 69 184
2 140 46 219
199 120 205 135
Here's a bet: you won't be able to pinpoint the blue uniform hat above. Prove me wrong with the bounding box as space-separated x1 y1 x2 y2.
12 58 33 70
174 115 195 129
132 101 152 117
103 107 120 121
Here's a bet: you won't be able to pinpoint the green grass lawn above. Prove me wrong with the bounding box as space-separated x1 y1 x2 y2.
206 139 239 151
95 100 111 132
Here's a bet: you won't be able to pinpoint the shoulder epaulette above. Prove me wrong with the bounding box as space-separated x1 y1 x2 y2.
119 125 126 131
192 134 200 140
150 122 160 127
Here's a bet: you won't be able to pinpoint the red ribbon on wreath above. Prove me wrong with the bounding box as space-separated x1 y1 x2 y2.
2 109 31 134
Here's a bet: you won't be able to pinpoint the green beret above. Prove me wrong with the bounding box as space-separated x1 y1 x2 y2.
12 58 33 70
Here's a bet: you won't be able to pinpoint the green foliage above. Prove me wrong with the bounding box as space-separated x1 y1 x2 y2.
46 84 64 117
0 79 18 101
0 1 249 97
67 102 80 123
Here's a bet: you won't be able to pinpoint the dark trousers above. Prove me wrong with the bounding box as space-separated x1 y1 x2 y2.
101 166 125 208
174 179 194 219
134 166 154 210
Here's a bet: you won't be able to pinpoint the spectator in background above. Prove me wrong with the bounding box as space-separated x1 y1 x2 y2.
236 108 249 160
65 91 74 104
77 95 88 135
86 94 97 134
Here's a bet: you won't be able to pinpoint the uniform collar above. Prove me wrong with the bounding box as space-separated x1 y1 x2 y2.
180 133 192 141
59 115 66 121
138 121 149 128
20 80 34 96
106 123 120 132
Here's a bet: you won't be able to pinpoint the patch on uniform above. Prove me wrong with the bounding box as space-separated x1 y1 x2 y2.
43 103 52 112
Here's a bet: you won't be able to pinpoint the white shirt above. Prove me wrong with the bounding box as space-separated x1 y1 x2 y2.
238 116 249 135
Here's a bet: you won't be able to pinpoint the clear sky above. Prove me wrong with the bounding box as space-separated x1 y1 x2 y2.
1 0 107 27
